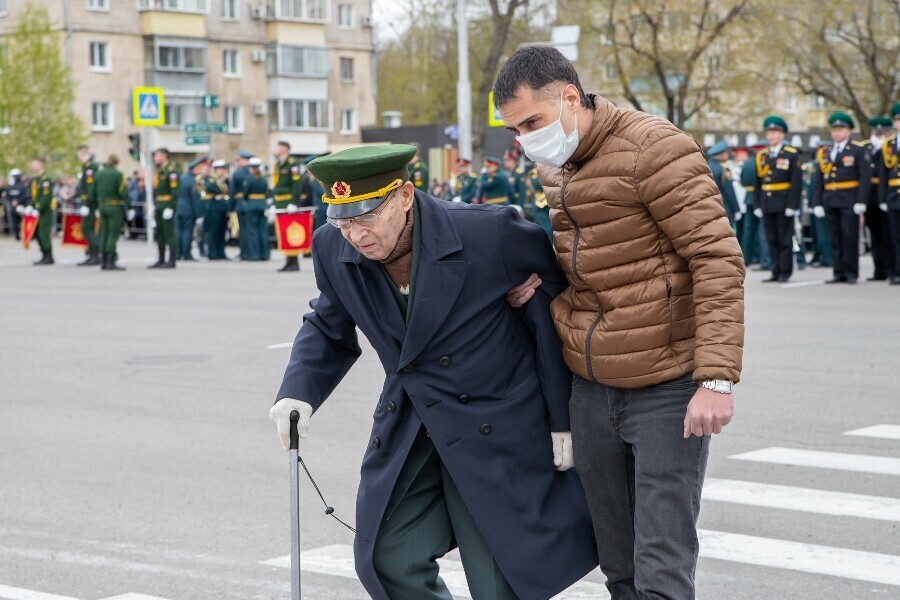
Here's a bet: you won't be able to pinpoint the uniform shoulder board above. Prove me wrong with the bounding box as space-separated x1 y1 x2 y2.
851 140 868 147
887 134 897 143
783 146 798 154
515 167 524 174
169 172 178 179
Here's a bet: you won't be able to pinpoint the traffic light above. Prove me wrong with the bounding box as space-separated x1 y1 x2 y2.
128 133 141 161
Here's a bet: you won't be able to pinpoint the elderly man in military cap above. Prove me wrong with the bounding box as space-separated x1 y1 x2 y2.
706 140 741 229
753 116 803 283
863 116 896 281
270 144 597 600
811 112 873 284
878 102 900 285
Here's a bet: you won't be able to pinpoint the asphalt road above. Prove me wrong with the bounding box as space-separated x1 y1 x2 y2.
1 238 898 599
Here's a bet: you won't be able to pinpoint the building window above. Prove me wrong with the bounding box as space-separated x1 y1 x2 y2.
276 0 328 22
0 0 8 15
605 62 617 80
274 99 330 131
225 106 243 133
221 0 238 19
89 41 111 72
337 3 353 27
339 109 356 134
91 102 113 131
267 44 330 77
223 49 240 76
339 57 354 82
156 44 207 72
87 0 109 10
807 93 826 109
137 0 209 12
784 93 796 113
162 99 203 129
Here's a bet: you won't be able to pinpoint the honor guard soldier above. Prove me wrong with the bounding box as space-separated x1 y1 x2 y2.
863 116 896 281
527 166 552 239
453 158 477 203
75 145 100 266
503 151 526 207
230 150 252 260
242 157 271 261
878 103 900 285
407 142 429 192
196 160 214 258
477 156 511 205
149 148 178 269
755 116 802 283
739 147 771 270
804 155 832 268
206 159 231 260
177 158 206 261
5 168 29 241
811 112 872 284
273 140 302 271
29 157 56 266
90 154 133 271
706 141 741 229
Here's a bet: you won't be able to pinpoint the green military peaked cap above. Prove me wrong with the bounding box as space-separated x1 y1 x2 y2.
868 116 892 130
308 144 416 219
891 103 900 118
828 112 855 129
763 115 788 133
706 140 729 157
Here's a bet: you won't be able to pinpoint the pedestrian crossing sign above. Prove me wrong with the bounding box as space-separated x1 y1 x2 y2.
488 92 504 128
132 87 165 126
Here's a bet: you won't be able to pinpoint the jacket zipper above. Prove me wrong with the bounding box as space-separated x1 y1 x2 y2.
558 167 584 284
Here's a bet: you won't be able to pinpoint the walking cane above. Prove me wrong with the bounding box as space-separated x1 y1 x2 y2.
289 410 301 600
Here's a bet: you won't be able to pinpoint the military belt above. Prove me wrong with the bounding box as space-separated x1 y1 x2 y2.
234 193 244 199
248 193 266 199
872 177 880 184
743 185 756 191
824 181 860 191
483 196 508 204
102 200 124 205
761 183 791 192
274 194 293 200
889 178 900 187
156 195 172 201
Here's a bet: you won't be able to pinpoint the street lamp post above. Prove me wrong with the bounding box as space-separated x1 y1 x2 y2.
457 0 472 162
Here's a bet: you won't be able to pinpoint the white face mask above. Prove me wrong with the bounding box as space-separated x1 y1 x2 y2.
515 94 579 168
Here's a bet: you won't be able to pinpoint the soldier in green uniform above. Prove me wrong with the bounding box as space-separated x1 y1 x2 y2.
206 159 231 260
272 140 302 271
705 140 741 228
503 151 526 208
862 116 895 280
878 103 900 285
804 157 832 268
90 154 133 271
477 157 510 205
407 143 429 192
149 148 178 269
243 157 271 261
195 159 213 259
453 158 477 203
527 166 552 240
230 150 252 260
739 148 766 268
75 145 100 266
29 157 56 265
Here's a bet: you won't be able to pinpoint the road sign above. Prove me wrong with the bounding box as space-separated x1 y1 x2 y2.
132 87 165 126
202 94 219 109
487 92 504 128
183 122 227 134
185 135 211 145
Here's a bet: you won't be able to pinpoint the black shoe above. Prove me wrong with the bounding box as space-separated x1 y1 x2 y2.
777 276 791 282
890 276 900 285
278 257 300 272
845 278 858 284
762 275 779 283
33 251 53 265
160 250 176 269
825 277 848 284
100 253 110 270
868 275 887 281
148 250 165 269
77 251 99 266
797 264 807 270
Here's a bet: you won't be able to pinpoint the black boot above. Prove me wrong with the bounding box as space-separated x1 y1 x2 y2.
148 248 165 269
77 249 98 266
108 252 126 271
278 256 300 272
33 251 50 266
100 252 110 270
161 248 176 269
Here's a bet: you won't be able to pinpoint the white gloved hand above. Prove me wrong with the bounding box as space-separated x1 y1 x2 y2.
195 216 204 226
266 197 274 206
784 208 797 218
269 398 314 451
551 431 574 471
813 205 826 218
26 206 36 217
853 203 867 215
734 211 743 222
286 203 298 214
94 210 100 219
753 208 763 219
452 196 462 203
15 204 25 215
79 205 90 217
880 203 889 213
162 207 174 220
127 209 136 221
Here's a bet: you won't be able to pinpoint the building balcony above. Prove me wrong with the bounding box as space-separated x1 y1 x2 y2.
137 0 209 13
139 0 207 37
266 0 330 24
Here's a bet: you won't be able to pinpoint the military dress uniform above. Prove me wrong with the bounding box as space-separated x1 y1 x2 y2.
527 167 552 240
804 160 832 267
863 116 896 280
738 151 771 268
242 161 271 261
77 157 100 265
230 151 252 260
273 155 302 271
177 164 202 261
755 126 802 282
90 162 131 271
811 113 872 283
408 158 429 192
878 118 900 285
454 167 478 204
4 171 29 241
477 158 511 205
706 141 741 229
196 171 214 258
206 165 230 260
151 160 179 268
31 172 56 265
506 166 526 207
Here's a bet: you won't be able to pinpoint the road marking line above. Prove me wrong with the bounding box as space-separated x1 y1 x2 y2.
844 424 900 441
703 478 900 522
267 342 293 350
729 447 900 476
264 545 610 599
0 584 80 600
99 595 173 600
698 530 900 586
780 280 825 288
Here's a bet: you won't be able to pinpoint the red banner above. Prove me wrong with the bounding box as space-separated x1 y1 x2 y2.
62 214 89 247
21 214 38 250
275 211 312 256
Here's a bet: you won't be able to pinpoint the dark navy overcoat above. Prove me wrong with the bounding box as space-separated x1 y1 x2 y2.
277 192 598 600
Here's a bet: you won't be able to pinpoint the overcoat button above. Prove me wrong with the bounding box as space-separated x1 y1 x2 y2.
480 424 492 435
402 365 413 374
458 394 470 404
372 437 381 448
386 401 396 412
439 356 451 367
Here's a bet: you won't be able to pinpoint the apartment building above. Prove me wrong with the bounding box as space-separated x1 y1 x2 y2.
0 0 377 170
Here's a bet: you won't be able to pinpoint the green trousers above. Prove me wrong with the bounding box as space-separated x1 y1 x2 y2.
98 204 123 253
82 210 98 253
373 428 518 600
36 209 53 252
154 204 176 255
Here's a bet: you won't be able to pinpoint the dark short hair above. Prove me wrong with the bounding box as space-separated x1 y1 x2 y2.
154 147 170 156
32 156 46 164
278 140 291 150
108 154 119 166
493 46 591 109
76 145 89 153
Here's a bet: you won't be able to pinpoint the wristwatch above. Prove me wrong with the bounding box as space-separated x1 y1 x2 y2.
700 379 734 394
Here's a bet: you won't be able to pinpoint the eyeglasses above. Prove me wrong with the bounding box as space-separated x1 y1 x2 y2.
327 192 396 230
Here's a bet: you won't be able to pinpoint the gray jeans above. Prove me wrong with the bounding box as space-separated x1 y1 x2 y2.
570 373 709 600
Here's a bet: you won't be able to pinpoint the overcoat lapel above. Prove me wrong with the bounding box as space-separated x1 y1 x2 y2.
338 239 407 344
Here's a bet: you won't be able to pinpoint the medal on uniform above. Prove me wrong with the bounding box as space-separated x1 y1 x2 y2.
842 155 855 167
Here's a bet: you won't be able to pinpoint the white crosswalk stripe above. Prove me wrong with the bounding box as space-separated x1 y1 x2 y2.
843 424 900 440
0 586 172 600
729 446 900 476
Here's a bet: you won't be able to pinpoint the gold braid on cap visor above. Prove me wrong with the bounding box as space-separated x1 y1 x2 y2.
324 178 404 205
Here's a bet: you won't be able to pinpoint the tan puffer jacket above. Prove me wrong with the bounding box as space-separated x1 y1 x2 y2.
540 96 745 389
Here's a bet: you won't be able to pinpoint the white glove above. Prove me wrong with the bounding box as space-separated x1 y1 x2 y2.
26 206 36 217
79 205 90 217
195 216 204 226
94 210 100 219
551 431 574 471
813 205 826 218
753 208 763 218
286 203 298 214
734 211 743 222
784 208 797 218
266 197 274 206
269 398 314 451
880 203 888 213
267 210 276 224
15 204 25 215
853 203 867 215
127 209 136 221
162 207 174 220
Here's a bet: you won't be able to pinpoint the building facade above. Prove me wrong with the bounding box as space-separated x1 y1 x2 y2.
0 0 377 170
